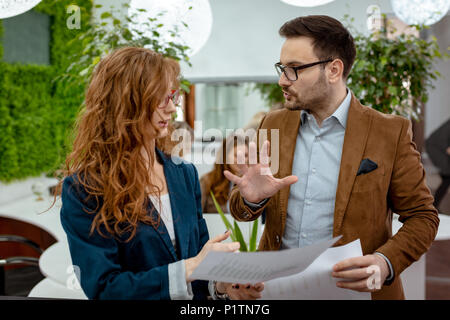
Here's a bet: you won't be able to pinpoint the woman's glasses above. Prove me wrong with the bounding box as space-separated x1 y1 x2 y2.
159 89 181 109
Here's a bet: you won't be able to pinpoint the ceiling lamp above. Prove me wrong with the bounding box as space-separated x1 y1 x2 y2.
128 0 213 57
0 0 42 19
390 0 450 26
280 0 336 7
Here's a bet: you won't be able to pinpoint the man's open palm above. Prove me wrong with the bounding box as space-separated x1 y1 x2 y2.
223 140 298 203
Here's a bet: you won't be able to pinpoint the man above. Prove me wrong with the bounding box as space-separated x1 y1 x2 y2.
225 15 439 300
425 118 450 212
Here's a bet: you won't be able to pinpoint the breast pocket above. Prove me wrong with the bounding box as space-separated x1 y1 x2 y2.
352 162 385 193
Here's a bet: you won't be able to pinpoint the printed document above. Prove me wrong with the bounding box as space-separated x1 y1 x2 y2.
191 236 341 284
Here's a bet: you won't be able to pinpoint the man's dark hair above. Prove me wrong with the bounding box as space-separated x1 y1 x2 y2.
279 15 356 79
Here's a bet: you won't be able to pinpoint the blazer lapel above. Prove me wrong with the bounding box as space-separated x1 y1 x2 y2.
276 110 302 237
157 148 190 260
333 94 372 238
278 110 302 179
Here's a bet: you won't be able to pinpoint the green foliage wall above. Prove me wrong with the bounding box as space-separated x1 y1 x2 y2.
0 0 92 182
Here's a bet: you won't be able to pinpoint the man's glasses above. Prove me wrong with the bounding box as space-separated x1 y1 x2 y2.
159 89 181 109
275 59 332 81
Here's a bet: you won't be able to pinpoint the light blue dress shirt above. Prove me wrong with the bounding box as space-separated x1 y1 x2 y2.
282 90 351 249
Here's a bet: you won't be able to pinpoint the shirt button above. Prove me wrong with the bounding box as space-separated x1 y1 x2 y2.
306 200 311 205
301 233 306 239
275 235 280 243
312 168 316 174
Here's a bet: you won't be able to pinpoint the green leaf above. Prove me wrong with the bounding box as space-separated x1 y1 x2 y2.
100 12 112 19
233 221 248 252
210 191 236 241
249 219 259 252
92 56 101 66
388 86 397 96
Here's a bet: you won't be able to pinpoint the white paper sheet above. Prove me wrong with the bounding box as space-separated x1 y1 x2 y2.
190 236 341 284
260 239 371 300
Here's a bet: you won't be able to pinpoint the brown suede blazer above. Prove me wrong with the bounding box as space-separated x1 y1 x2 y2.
229 93 439 300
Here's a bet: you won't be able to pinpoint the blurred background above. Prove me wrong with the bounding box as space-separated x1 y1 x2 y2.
0 0 449 300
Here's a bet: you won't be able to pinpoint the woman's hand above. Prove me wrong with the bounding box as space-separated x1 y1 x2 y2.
185 230 239 282
216 281 265 300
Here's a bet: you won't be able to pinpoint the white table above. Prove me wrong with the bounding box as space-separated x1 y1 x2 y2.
28 278 87 300
38 241 77 287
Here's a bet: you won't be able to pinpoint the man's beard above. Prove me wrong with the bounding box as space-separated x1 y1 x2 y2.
283 72 328 111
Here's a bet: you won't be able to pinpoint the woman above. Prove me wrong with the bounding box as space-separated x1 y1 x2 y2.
200 133 249 213
58 47 263 300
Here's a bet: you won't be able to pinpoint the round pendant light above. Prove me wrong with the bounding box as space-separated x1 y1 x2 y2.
390 0 450 26
280 0 336 7
0 0 42 19
128 0 213 57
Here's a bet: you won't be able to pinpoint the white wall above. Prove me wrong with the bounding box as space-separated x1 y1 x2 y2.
182 0 393 81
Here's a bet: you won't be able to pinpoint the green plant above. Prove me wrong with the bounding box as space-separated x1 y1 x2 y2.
210 191 259 252
59 3 193 98
250 83 284 109
0 0 92 182
0 0 195 182
345 15 449 120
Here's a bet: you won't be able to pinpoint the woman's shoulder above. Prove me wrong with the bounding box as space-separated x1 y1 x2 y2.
62 173 89 196
160 150 199 179
61 173 101 212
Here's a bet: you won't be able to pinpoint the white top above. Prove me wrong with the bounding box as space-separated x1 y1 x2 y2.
149 193 176 248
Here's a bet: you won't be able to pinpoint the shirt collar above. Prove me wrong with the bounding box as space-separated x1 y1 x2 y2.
301 89 352 129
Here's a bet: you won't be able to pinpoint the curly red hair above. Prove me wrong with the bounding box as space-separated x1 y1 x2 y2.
55 47 180 242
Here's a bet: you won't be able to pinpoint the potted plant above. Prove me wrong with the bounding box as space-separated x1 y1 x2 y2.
210 191 259 252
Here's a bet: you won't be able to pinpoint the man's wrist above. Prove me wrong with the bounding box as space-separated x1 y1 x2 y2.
243 197 269 208
374 252 394 282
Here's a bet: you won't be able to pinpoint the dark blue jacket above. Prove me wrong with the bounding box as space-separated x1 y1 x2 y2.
60 148 210 299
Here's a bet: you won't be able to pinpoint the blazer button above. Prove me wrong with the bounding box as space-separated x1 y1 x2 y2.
275 235 280 243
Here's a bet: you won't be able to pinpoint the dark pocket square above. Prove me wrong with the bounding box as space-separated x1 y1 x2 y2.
357 158 378 176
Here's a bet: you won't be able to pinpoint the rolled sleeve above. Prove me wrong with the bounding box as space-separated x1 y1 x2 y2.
168 260 194 300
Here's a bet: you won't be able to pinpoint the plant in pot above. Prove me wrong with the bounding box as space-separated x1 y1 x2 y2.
210 191 259 252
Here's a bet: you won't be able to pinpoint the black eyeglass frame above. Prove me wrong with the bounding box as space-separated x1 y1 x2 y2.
275 59 333 81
